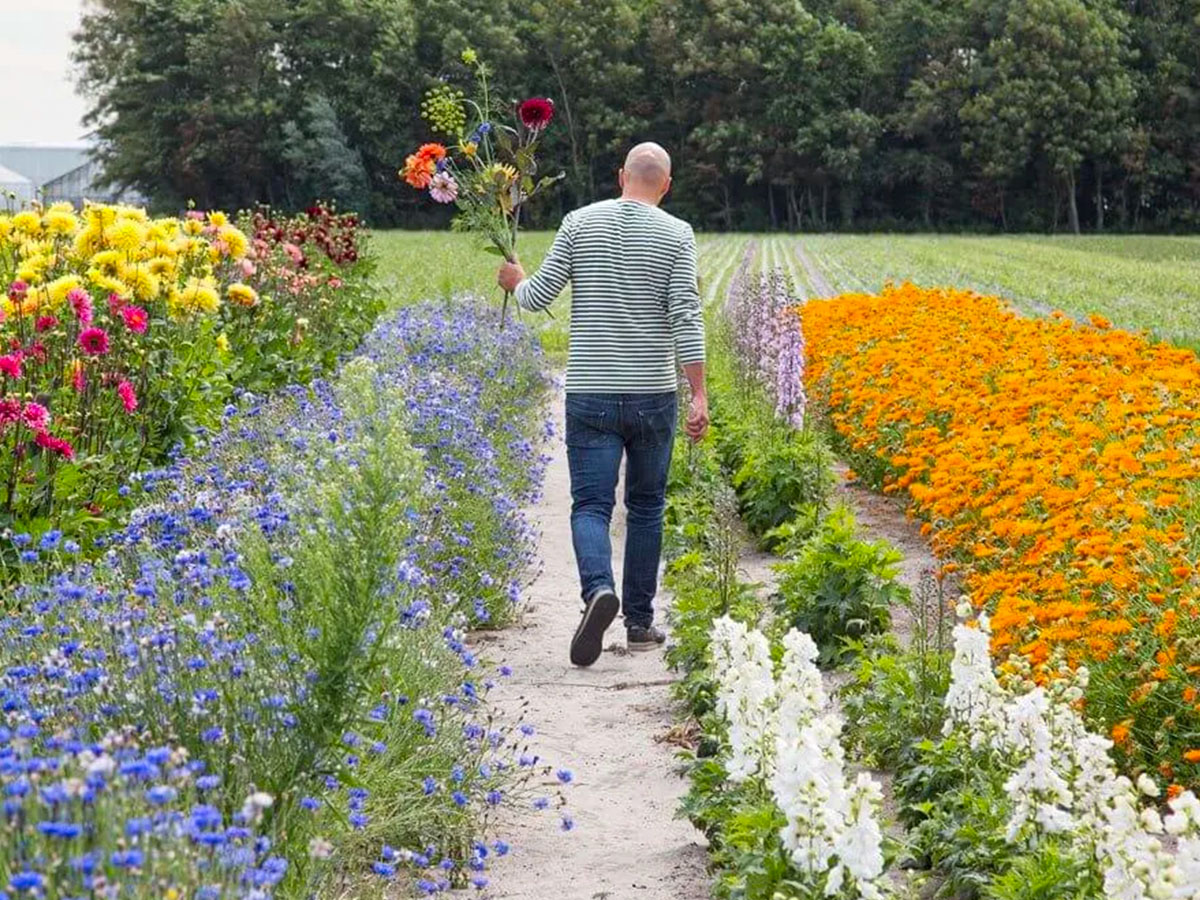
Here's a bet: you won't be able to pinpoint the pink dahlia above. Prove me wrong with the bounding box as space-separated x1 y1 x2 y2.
21 401 49 433
518 97 555 131
35 315 58 333
121 305 149 334
35 431 74 459
108 293 126 316
117 379 138 413
79 327 110 356
0 398 20 427
429 171 459 204
7 280 28 302
0 354 21 379
67 288 93 325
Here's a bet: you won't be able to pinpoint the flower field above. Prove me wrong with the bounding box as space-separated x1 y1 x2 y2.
803 284 1200 773
0 201 379 544
0 288 558 896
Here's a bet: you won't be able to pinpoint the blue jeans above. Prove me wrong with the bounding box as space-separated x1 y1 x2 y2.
565 392 678 629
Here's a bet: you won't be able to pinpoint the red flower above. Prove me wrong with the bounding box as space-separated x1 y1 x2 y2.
0 354 21 379
79 327 110 356
121 306 149 334
518 97 555 131
35 316 58 333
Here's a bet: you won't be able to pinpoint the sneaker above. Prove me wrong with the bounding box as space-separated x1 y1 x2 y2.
569 588 620 667
627 624 667 652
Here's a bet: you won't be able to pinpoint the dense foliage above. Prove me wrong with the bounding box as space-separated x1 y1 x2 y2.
73 0 1200 231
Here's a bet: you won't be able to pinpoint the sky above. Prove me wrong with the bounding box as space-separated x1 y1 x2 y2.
0 0 89 145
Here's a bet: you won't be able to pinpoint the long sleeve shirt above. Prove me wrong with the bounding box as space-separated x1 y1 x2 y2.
515 198 706 393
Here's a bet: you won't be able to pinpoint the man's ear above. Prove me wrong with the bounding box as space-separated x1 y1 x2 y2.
618 168 626 191
661 176 672 199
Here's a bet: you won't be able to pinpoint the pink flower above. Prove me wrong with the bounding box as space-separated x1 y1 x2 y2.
67 288 93 325
35 316 58 333
78 327 110 356
121 306 149 334
240 258 257 277
21 402 49 433
108 293 126 316
328 277 343 289
35 431 74 459
72 364 86 393
7 280 28 302
0 354 21 379
429 171 459 204
283 242 304 265
117 380 138 413
0 398 20 427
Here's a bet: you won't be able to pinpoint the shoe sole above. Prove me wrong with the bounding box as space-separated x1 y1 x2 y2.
627 641 660 653
569 592 619 667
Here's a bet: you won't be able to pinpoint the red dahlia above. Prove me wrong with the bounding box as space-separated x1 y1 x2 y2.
518 97 555 131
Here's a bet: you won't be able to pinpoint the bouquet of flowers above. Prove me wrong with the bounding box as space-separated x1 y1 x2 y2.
400 49 562 324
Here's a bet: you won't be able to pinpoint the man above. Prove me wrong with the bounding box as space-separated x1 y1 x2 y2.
497 142 708 668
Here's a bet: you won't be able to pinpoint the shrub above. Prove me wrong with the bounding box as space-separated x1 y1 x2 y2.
730 427 834 547
771 504 905 666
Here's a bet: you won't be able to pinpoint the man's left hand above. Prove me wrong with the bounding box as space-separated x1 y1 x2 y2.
498 260 525 293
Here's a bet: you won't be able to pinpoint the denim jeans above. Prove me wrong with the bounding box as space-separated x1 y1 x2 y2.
565 392 678 629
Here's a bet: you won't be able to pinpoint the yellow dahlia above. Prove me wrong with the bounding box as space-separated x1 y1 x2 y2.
227 283 259 307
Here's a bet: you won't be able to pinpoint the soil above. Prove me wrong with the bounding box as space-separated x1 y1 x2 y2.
479 389 711 900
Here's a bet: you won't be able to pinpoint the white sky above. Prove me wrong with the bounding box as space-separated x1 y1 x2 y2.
0 0 89 144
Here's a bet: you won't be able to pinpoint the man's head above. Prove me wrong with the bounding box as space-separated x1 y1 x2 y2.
619 142 672 204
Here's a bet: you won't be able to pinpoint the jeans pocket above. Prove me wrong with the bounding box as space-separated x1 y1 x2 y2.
566 395 617 448
637 397 677 447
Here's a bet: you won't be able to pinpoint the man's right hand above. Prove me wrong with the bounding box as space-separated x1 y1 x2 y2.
685 390 709 443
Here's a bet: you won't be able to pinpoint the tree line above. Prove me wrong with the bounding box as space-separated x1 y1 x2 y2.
73 0 1200 232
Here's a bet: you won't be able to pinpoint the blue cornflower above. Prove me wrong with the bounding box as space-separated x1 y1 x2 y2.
146 785 177 805
519 724 535 737
10 871 42 890
201 727 223 743
450 765 465 783
561 815 575 832
350 813 369 829
533 797 550 810
38 530 62 550
301 796 320 811
556 769 573 784
372 862 396 877
493 840 510 856
451 791 468 808
111 849 144 868
498 665 513 677
423 776 437 796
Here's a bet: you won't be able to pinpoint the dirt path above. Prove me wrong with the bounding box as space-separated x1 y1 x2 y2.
481 388 711 900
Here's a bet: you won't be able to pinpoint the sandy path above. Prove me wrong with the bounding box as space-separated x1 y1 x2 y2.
481 388 711 900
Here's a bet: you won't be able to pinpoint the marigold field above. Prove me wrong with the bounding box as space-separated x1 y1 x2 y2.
803 284 1200 776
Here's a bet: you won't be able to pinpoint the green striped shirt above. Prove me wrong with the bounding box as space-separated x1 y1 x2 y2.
515 198 706 393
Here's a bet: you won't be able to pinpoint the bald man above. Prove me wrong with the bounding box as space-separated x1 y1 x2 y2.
497 142 707 667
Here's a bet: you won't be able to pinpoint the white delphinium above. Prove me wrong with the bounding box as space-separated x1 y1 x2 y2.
1000 688 1075 840
828 773 888 900
775 711 849 879
711 616 776 782
943 615 1005 745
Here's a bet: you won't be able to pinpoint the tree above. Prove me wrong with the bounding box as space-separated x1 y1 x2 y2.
282 94 370 212
960 0 1136 233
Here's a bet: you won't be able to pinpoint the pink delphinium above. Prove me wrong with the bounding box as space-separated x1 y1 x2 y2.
429 171 459 204
79 327 110 356
117 380 138 413
67 288 94 325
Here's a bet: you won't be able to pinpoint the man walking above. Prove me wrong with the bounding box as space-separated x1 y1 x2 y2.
497 142 708 667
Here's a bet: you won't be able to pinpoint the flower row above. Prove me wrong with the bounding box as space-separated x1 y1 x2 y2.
0 201 378 541
0 299 554 897
802 284 1200 774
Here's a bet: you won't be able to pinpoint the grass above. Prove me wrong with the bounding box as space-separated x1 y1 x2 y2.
374 229 1200 352
792 234 1200 349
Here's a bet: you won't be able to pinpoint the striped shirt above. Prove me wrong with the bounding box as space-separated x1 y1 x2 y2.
515 198 705 393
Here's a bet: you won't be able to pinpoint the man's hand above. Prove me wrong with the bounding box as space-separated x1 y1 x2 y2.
685 390 709 443
497 259 525 293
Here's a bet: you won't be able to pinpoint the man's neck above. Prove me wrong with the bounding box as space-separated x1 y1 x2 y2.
620 191 661 207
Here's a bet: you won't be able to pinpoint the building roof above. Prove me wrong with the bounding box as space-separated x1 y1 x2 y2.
0 143 92 187
0 163 34 187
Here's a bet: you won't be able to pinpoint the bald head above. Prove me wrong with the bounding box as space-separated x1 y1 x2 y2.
620 143 672 203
